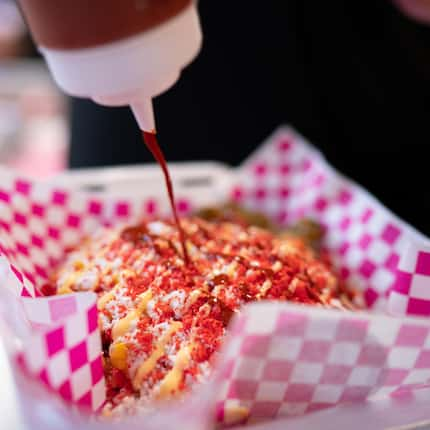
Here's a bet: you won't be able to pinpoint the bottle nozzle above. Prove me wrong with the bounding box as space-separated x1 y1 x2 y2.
131 98 156 132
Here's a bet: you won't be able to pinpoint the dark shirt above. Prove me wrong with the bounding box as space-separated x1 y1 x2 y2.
69 1 430 235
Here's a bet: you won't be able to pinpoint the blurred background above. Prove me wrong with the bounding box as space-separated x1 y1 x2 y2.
0 0 67 178
1 1 430 233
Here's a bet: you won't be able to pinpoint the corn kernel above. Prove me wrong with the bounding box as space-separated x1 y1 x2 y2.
109 342 128 371
224 404 249 425
73 261 84 271
57 284 72 295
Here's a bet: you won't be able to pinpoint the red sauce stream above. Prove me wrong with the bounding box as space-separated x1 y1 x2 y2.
143 131 189 264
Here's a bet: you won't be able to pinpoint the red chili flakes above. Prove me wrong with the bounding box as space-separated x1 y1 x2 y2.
154 301 175 320
116 304 127 314
134 331 153 355
192 318 224 363
292 280 315 304
102 308 112 319
105 367 134 404
126 276 154 299
120 225 148 243
40 283 57 296
265 280 292 300
53 216 355 411
149 355 172 386
181 314 195 332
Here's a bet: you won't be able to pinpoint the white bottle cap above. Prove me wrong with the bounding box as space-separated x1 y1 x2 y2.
38 3 202 132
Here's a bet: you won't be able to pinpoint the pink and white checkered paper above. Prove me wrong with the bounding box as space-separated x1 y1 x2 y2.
1 125 430 429
236 384 430 429
231 127 430 316
215 303 430 425
389 242 430 317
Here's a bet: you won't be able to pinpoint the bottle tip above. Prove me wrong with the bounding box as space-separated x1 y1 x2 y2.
130 99 156 132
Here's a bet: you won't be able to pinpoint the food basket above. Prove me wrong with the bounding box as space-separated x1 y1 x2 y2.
1 126 429 429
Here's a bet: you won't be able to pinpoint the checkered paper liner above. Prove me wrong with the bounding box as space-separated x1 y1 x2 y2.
215 303 430 425
235 384 430 429
16 293 105 410
0 125 429 428
389 243 430 317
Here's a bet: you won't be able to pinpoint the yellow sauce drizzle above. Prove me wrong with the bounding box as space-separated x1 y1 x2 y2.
112 289 153 341
157 345 191 399
98 284 120 310
132 321 182 390
57 272 77 294
185 289 204 309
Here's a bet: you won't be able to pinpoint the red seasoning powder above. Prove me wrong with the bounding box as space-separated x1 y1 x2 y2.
52 217 353 416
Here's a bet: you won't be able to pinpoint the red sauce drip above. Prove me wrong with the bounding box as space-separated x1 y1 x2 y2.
143 131 189 264
121 225 148 242
207 273 229 291
239 283 253 301
207 296 235 326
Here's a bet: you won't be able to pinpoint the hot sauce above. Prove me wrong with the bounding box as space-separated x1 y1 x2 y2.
143 131 189 264
17 0 193 50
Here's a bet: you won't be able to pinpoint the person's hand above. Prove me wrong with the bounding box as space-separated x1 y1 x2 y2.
393 0 430 24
